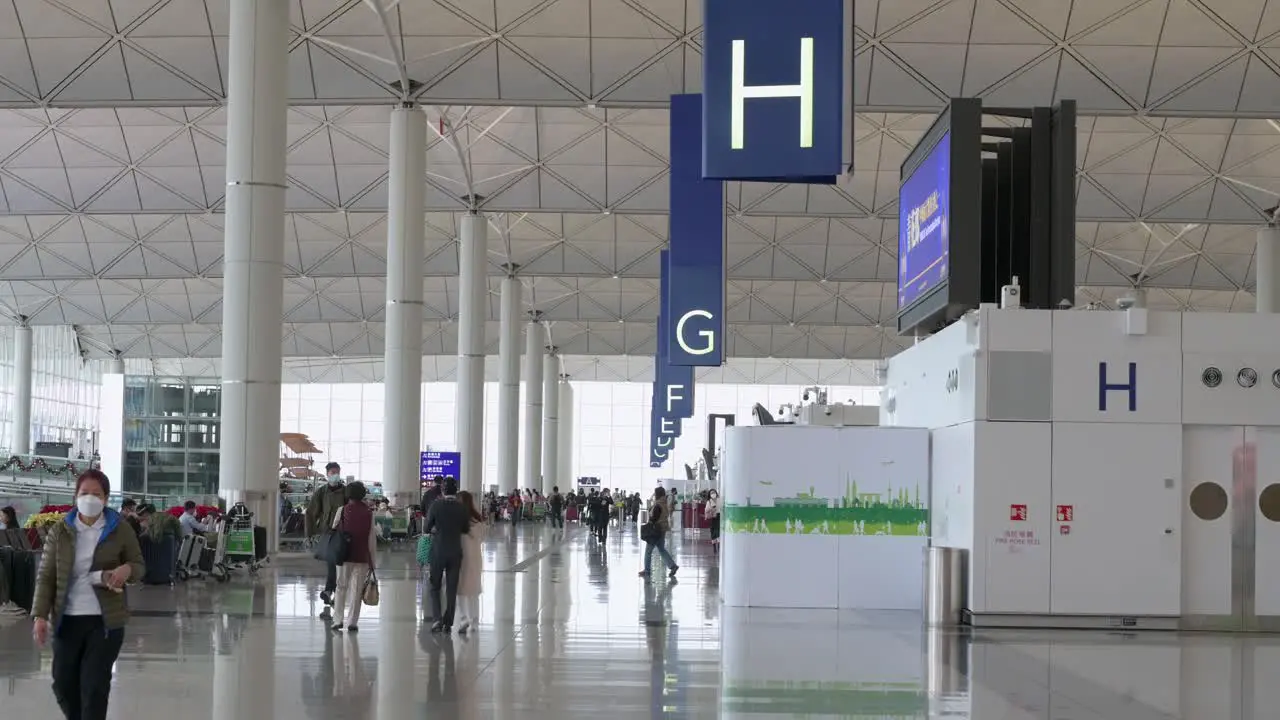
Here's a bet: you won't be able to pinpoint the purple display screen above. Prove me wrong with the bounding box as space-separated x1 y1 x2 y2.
898 132 951 309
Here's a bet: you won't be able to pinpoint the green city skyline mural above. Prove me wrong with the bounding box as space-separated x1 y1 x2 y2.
724 473 929 537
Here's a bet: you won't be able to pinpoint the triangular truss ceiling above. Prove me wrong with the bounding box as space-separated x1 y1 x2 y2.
0 0 1274 114
0 0 1278 363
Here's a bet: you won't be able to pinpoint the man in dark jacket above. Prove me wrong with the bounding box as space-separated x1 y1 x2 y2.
307 462 348 610
424 478 470 633
420 475 444 512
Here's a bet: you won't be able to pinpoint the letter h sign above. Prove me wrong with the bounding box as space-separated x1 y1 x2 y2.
701 0 846 182
1098 361 1137 412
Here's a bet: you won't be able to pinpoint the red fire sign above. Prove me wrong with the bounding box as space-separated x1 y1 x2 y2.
1060 524 1071 535
1010 504 1028 521
1056 505 1074 522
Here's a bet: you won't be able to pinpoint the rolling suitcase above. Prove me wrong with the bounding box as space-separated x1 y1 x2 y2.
253 526 268 560
177 534 207 578
142 536 177 585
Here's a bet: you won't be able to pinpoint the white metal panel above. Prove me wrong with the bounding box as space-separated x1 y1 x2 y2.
929 422 974 551
1180 425 1237 616
1050 310 1182 424
972 421 1052 614
1252 427 1280 616
880 316 982 428
1050 422 1182 616
1183 353 1280 427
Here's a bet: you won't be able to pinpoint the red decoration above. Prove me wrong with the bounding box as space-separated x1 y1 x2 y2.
166 505 222 522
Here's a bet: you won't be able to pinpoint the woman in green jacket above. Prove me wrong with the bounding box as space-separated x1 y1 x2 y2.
31 469 144 720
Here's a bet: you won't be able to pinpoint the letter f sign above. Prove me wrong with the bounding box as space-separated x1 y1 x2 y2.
730 38 815 151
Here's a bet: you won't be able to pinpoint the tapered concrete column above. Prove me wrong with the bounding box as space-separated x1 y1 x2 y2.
213 1 285 716
455 213 488 494
497 272 522 493
1258 227 1280 313
558 379 574 488
218 0 289 566
522 320 544 491
382 105 426 508
541 350 560 494
11 323 31 455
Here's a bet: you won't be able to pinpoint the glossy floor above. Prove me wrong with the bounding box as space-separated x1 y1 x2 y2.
2 523 1279 718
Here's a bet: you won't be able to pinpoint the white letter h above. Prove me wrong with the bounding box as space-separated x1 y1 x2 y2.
730 38 815 151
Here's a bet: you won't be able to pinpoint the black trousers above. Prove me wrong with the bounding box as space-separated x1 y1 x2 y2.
324 558 337 595
51 615 125 720
550 509 564 528
429 554 462 626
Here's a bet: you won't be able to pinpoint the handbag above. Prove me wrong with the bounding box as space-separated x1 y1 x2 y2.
640 520 660 542
315 509 351 565
416 534 433 565
361 570 380 606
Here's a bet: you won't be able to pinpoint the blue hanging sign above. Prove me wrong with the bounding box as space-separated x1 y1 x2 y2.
419 451 461 483
650 251 694 466
701 0 848 183
667 95 727 367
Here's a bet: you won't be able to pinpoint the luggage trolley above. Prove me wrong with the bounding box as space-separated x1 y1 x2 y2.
210 508 266 582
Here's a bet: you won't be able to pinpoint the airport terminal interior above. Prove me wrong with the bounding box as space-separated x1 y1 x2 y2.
5 0 1280 717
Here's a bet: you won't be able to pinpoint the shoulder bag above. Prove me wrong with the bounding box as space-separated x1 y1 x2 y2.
315 508 351 565
640 504 662 543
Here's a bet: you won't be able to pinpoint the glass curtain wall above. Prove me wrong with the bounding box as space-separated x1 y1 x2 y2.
0 325 102 458
280 381 880 495
121 376 221 498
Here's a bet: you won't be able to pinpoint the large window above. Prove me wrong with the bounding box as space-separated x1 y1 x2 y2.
280 381 880 494
0 326 102 458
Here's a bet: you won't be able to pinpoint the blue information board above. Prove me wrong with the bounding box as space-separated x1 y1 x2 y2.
701 0 846 182
419 451 461 483
897 132 951 309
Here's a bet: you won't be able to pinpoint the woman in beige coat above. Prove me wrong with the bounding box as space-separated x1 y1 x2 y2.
455 491 485 635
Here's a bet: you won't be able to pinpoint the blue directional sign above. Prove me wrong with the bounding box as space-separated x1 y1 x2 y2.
701 0 847 182
651 251 695 467
667 95 727 368
419 451 460 483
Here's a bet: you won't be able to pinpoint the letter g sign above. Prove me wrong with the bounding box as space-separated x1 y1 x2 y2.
675 309 716 356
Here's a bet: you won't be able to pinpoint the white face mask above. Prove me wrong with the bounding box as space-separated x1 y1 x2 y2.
328 474 342 485
76 495 105 518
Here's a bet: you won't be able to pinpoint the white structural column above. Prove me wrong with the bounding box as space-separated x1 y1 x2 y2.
541 350 560 494
496 273 522 493
1258 226 1280 313
219 0 289 554
11 323 31 455
558 380 574 488
107 355 125 375
213 0 285 716
382 105 427 507
522 322 545 490
455 214 488 494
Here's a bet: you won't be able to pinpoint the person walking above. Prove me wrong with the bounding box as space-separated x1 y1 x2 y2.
548 486 564 530
31 469 145 720
424 478 471 633
705 489 721 551
307 462 348 614
330 482 378 633
639 487 679 580
455 491 485 635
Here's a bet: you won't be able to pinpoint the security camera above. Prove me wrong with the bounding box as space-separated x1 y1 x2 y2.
1116 296 1137 310
823 406 832 416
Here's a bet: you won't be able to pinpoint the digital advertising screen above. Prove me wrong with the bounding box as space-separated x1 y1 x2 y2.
897 132 951 310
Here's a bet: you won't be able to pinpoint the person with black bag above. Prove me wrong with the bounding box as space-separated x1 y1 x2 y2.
329 482 377 633
307 462 348 614
423 478 470 633
548 486 565 530
639 487 679 580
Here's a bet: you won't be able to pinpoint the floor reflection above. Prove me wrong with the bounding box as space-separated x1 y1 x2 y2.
4 522 1280 718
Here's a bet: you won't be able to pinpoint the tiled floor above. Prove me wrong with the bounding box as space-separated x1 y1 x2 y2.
3 522 1280 718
